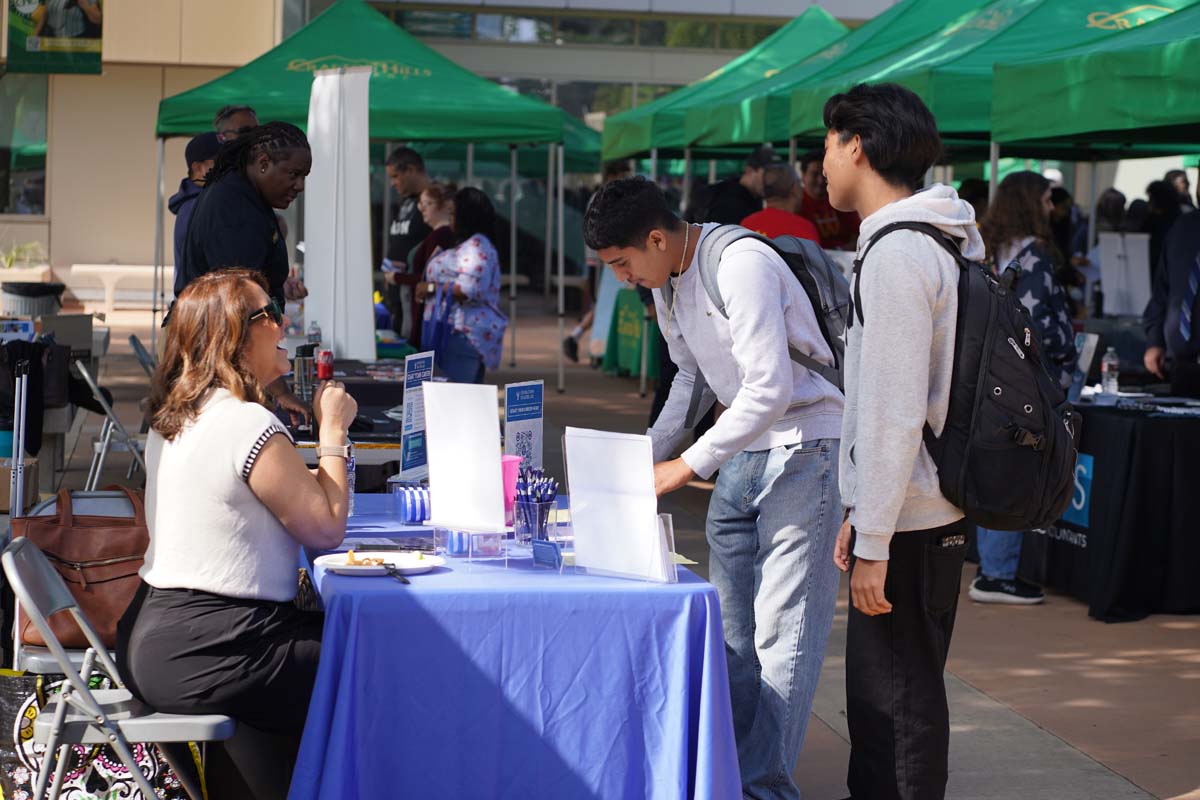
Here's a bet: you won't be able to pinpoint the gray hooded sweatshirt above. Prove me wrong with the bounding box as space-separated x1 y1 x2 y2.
841 184 984 561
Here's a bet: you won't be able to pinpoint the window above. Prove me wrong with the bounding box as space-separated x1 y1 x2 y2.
494 77 554 105
476 14 554 44
557 17 635 46
718 22 781 50
556 82 634 121
395 9 474 39
636 84 681 107
637 19 717 48
0 74 48 216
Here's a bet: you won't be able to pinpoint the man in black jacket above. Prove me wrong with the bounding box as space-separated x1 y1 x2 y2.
1144 211 1200 387
696 145 778 224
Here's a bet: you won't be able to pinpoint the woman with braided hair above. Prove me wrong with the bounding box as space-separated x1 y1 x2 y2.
177 121 312 420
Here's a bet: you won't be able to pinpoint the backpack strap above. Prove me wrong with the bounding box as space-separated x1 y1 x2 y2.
849 221 972 328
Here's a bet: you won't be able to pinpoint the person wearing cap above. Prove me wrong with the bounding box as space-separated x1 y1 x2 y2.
169 131 221 274
700 145 779 224
741 163 821 242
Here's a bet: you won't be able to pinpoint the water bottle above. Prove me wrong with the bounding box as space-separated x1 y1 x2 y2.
1092 280 1105 319
1101 347 1120 394
306 320 322 346
346 441 356 516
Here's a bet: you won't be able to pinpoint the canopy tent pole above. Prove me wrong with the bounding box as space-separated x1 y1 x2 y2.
556 143 566 393
381 141 394 268
708 159 717 183
466 143 475 187
681 147 692 216
650 148 658 182
151 137 165 354
509 145 518 368
544 145 554 298
1087 159 1099 252
788 137 797 171
989 141 1000 202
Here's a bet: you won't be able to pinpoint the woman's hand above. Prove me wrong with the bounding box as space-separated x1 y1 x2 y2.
314 380 357 434
415 281 433 302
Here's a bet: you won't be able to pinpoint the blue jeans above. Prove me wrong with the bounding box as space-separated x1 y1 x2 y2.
706 439 842 800
439 330 485 383
977 527 1022 580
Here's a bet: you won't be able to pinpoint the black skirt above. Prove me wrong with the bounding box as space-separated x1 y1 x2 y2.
116 581 323 737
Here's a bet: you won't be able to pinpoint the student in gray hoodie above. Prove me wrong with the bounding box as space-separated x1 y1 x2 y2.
823 83 981 800
584 177 844 800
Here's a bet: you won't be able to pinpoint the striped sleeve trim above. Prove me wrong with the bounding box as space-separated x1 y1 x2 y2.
241 424 290 482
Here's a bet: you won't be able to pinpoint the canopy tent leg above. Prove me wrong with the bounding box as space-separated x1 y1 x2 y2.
544 145 554 298
708 159 717 184
1087 159 1099 254
557 144 566 394
788 136 797 171
381 141 394 269
989 141 1000 202
466 143 475 187
151 137 165 354
650 148 658 182
681 147 692 216
509 145 518 368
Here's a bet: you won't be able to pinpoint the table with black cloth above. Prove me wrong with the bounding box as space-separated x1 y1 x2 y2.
289 494 740 799
1018 404 1200 621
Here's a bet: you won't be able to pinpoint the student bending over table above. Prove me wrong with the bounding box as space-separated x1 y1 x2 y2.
116 269 357 798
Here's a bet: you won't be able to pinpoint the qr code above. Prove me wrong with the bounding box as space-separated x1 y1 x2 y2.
513 429 534 461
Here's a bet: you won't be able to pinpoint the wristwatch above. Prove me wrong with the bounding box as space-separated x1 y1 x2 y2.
316 443 352 459
426 281 436 295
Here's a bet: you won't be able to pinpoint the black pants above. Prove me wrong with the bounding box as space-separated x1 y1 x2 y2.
846 522 967 800
117 582 323 799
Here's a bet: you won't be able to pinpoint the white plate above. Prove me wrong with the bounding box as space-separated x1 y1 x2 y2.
315 551 445 577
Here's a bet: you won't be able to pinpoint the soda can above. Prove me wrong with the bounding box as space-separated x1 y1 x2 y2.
316 349 334 380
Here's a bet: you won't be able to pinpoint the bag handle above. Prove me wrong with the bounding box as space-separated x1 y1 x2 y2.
55 488 74 526
101 484 147 527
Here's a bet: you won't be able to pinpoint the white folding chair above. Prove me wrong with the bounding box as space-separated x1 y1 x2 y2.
10 491 135 675
73 360 146 490
2 537 235 800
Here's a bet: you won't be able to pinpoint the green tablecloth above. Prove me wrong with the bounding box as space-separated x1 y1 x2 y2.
603 288 660 380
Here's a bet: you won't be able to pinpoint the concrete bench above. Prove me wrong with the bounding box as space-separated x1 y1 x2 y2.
69 265 164 315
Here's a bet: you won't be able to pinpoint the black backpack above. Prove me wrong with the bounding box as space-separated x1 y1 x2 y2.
662 225 850 428
852 222 1082 532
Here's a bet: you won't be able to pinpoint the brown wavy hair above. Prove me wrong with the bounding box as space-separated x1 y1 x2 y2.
980 171 1054 269
150 269 272 440
421 181 457 209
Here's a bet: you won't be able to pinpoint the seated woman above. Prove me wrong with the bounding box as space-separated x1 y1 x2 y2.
117 269 356 797
416 187 508 383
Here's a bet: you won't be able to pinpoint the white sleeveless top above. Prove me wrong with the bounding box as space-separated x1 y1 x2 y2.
140 388 299 602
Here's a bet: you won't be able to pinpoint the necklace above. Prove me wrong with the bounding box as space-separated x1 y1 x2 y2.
665 224 691 338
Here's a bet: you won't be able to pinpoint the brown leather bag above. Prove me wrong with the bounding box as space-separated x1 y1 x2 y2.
13 488 149 649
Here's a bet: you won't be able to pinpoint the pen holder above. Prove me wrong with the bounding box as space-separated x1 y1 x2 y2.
513 500 554 546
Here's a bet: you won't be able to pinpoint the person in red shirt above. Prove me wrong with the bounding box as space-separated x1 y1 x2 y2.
741 164 821 242
798 148 862 250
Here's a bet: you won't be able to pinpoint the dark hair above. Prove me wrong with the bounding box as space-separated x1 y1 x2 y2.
422 181 457 209
601 159 632 182
1050 187 1073 207
386 146 425 173
799 149 825 173
980 171 1053 267
1094 188 1126 231
745 145 779 170
957 177 989 205
205 122 309 185
822 83 942 191
213 105 257 130
1146 180 1180 214
452 187 496 244
1165 168 1188 184
761 163 797 200
583 176 682 251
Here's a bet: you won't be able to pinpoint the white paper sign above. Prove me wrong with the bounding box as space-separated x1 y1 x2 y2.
423 382 505 532
399 351 434 481
504 380 543 469
564 426 673 583
1098 232 1152 316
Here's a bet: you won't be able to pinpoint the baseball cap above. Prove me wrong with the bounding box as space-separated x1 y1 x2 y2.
184 132 222 169
746 145 781 170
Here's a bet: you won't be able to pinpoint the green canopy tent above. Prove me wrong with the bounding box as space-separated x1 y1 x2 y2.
685 0 985 150
785 0 1197 187
601 7 847 160
991 3 1200 148
152 0 580 385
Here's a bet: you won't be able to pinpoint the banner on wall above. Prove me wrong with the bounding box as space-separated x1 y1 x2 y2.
7 0 103 75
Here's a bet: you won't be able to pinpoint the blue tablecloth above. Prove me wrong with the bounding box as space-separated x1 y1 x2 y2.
289 494 740 799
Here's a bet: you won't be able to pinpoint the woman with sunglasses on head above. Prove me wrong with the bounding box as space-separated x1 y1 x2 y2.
117 270 356 799
176 121 312 419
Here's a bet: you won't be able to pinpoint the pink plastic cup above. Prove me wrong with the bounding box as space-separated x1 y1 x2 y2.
501 455 524 525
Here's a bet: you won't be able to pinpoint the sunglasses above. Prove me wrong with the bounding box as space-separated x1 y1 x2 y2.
247 299 284 326
217 125 256 143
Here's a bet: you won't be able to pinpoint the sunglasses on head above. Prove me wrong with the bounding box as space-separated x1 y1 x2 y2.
247 299 283 326
218 126 256 143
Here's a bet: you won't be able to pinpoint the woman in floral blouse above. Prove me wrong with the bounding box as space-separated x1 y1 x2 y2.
416 187 508 383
